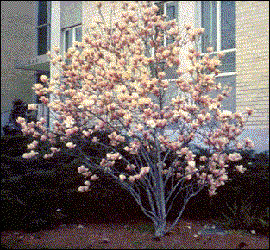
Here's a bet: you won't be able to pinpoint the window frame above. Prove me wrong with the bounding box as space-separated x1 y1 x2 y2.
36 1 51 56
197 1 236 77
151 1 179 57
152 2 194 104
61 24 82 54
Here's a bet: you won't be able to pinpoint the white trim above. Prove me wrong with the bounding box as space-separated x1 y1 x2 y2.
199 1 236 74
36 1 51 56
200 1 236 53
201 48 236 56
215 72 236 78
164 1 178 46
49 1 61 131
61 24 82 54
217 1 221 51
151 1 179 56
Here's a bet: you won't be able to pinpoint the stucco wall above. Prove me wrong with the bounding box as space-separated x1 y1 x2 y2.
60 1 82 29
1 1 36 115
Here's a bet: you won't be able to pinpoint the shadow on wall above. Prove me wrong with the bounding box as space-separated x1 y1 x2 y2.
1 99 29 137
1 110 10 136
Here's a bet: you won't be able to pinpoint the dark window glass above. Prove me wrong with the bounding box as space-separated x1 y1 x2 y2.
166 2 178 45
166 4 176 20
201 1 217 52
165 65 178 79
38 26 47 55
221 1 235 50
65 30 72 52
38 1 47 26
156 2 164 16
47 25 51 51
75 26 82 42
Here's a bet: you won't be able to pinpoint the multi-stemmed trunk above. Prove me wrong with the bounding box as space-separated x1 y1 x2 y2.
80 141 204 239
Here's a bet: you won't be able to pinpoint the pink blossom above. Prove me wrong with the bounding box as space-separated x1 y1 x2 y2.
28 104 38 111
40 135 48 141
43 153 54 159
244 138 254 148
133 174 141 180
16 117 26 125
27 140 38 150
78 186 89 192
235 165 246 173
219 174 228 182
219 110 232 119
129 176 135 183
50 147 60 153
106 152 122 161
91 174 99 181
200 156 207 162
228 153 242 161
119 174 126 181
66 142 76 149
78 165 89 173
236 142 243 150
140 166 150 176
84 180 91 186
125 164 136 171
92 136 99 143
40 75 48 83
39 117 46 124
185 174 192 180
22 150 39 159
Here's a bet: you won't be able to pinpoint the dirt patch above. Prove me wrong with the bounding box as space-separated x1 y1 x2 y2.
1 219 269 249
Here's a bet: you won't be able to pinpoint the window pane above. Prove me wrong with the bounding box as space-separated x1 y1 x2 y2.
221 1 235 50
156 2 164 16
165 65 178 79
38 1 47 26
47 25 50 51
218 51 236 72
65 30 72 52
166 2 178 45
215 75 236 112
166 2 177 21
38 26 47 55
75 26 82 42
201 1 217 52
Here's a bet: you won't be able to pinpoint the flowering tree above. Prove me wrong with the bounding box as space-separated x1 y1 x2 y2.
17 2 254 238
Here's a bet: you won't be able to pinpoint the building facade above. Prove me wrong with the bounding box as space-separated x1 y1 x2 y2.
1 1 37 133
1 1 269 151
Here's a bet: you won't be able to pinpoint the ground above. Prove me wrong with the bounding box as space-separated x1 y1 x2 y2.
1 218 269 249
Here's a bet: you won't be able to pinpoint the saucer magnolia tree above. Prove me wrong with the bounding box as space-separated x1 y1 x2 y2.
17 1 254 238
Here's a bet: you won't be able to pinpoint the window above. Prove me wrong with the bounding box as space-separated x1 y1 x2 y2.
200 1 236 73
37 1 51 55
152 2 193 105
150 1 179 79
35 71 50 126
154 1 178 47
62 25 82 54
61 25 82 67
199 1 236 112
